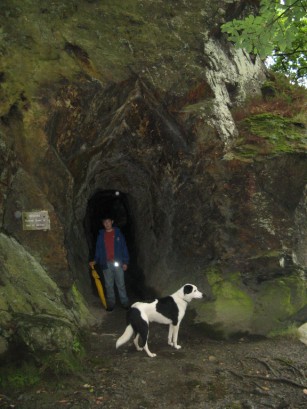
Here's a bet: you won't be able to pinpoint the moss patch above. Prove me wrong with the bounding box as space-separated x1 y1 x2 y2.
68 283 96 328
0 345 85 393
252 275 307 335
234 113 307 158
230 74 307 161
0 0 216 116
197 269 306 339
196 270 254 338
0 362 41 392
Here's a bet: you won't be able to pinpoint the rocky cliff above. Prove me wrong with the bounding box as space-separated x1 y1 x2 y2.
0 0 306 359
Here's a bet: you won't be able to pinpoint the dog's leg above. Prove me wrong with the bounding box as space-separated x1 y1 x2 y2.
170 325 181 349
168 324 174 346
133 324 156 357
168 324 181 349
133 334 143 351
143 342 157 358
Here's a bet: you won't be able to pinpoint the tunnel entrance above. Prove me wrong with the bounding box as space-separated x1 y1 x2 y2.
84 190 146 302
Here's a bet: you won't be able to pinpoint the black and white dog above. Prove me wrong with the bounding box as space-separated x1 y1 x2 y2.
116 284 203 357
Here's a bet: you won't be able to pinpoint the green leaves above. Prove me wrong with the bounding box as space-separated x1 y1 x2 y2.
221 0 307 83
221 2 276 58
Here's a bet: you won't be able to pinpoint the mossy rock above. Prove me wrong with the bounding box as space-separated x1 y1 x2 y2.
235 113 307 158
195 270 254 338
0 361 41 392
67 282 97 328
0 0 218 116
195 270 306 339
15 314 76 352
252 275 307 335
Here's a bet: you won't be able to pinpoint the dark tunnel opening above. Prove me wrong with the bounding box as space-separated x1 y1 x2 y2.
84 190 148 303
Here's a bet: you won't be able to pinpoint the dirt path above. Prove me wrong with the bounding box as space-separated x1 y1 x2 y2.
1 300 307 409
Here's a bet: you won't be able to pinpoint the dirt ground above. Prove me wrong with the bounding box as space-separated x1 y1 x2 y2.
1 299 307 409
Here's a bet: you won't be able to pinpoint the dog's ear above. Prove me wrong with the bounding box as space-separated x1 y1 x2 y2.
183 284 193 294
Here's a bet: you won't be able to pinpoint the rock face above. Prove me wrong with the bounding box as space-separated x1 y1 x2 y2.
0 0 306 354
0 233 93 357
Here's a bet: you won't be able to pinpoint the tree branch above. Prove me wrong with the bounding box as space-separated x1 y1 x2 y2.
227 369 307 389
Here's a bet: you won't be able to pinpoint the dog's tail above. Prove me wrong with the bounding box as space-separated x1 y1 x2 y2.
116 324 134 349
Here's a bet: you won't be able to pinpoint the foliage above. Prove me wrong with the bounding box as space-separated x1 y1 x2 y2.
221 0 307 84
0 362 40 391
72 336 83 354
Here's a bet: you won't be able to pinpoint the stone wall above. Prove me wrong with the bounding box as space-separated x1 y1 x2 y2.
0 0 306 355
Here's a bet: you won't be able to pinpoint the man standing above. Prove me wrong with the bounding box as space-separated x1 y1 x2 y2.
89 215 130 311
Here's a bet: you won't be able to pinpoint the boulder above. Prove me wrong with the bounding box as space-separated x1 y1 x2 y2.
0 233 94 354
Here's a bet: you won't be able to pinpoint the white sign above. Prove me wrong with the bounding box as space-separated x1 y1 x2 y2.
22 210 51 231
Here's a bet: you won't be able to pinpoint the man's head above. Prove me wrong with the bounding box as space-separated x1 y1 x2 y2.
102 216 114 232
